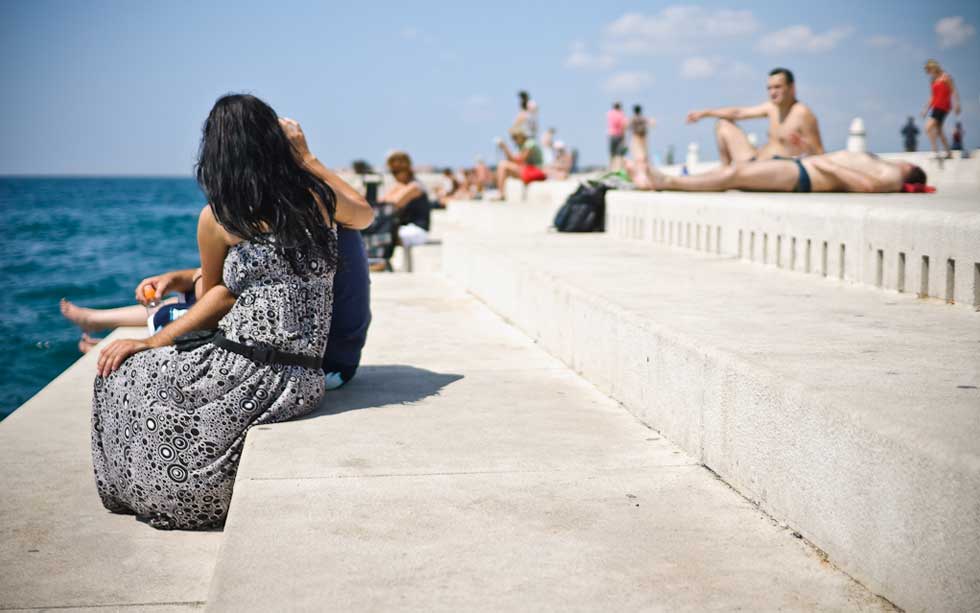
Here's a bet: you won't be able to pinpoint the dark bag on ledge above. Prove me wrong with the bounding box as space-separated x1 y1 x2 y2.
553 181 608 233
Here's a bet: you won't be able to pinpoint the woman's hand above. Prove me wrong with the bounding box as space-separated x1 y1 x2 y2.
97 338 154 377
279 117 314 165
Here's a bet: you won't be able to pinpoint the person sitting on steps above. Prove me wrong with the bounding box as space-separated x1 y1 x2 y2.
686 67 824 164
493 126 546 200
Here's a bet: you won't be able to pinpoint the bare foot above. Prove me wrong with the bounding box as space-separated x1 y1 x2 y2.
627 160 667 191
647 166 670 190
78 333 102 354
60 298 101 333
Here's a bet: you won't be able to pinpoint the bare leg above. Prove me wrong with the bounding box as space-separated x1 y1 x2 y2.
715 120 757 165
631 135 648 164
494 161 521 200
60 299 149 332
78 333 103 354
937 124 952 158
925 118 940 157
646 160 798 192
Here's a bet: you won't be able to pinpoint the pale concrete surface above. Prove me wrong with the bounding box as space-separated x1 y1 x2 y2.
606 190 980 307
453 183 980 307
443 231 980 613
0 329 221 611
490 159 980 306
5 606 204 612
206 274 893 612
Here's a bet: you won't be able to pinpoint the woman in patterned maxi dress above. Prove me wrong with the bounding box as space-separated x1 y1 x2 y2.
90 94 375 529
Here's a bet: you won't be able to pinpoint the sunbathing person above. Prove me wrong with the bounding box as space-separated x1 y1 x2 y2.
629 151 928 194
686 68 824 164
546 141 573 179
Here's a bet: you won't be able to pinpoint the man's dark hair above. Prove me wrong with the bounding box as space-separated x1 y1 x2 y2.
633 104 642 115
518 90 529 110
768 67 795 85
906 165 927 185
613 102 622 110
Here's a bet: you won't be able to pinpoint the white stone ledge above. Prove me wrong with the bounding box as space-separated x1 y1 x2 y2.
0 328 221 610
443 229 980 613
606 191 980 308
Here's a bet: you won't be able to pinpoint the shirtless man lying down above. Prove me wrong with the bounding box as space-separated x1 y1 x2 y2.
687 68 824 163
629 151 928 194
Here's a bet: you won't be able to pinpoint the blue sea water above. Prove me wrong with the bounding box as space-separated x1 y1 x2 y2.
0 178 205 419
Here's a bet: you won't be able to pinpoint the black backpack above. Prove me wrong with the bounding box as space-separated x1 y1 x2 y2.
553 181 608 232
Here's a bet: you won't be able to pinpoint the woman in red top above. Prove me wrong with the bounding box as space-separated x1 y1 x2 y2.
922 59 961 160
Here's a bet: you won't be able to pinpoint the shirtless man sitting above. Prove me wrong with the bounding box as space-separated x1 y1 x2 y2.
629 151 928 194
686 68 824 164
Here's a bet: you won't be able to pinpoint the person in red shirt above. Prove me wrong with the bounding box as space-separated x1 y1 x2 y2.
921 59 961 160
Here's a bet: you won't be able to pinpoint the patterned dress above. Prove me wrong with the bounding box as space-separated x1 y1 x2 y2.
91 239 333 529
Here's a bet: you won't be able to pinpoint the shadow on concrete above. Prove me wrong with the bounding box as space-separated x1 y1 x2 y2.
304 365 464 419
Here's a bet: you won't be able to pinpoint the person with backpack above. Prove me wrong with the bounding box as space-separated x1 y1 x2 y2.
629 104 656 164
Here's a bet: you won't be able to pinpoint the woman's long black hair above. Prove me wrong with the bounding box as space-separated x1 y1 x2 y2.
195 94 338 273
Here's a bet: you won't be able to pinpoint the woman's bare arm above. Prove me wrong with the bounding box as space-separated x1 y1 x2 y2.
279 118 374 230
97 206 237 375
379 182 424 209
153 205 236 344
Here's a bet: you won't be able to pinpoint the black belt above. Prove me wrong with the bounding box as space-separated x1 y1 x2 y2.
211 330 321 369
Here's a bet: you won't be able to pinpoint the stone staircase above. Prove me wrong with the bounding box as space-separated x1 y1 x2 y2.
2 176 978 611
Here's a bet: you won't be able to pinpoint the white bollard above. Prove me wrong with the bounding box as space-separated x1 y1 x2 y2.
847 117 867 153
686 142 700 168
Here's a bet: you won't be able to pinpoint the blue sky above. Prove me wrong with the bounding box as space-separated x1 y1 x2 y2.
1 1 978 174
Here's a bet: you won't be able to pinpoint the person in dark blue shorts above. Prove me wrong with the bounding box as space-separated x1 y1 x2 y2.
321 226 371 389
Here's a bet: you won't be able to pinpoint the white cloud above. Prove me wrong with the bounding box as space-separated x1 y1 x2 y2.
565 41 615 70
936 16 975 49
602 71 654 94
681 57 756 81
756 25 854 54
401 26 435 45
602 7 759 55
460 94 492 124
866 35 897 48
681 57 716 79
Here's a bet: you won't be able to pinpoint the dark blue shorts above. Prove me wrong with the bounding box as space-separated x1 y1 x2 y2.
151 291 196 332
321 227 372 388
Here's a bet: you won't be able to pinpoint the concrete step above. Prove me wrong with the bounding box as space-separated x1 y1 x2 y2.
442 231 980 613
461 177 980 308
205 274 892 612
606 190 980 308
0 328 220 612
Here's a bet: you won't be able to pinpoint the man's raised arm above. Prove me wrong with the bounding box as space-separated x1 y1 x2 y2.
686 102 770 124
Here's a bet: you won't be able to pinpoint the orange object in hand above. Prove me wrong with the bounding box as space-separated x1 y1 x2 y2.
143 285 156 301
